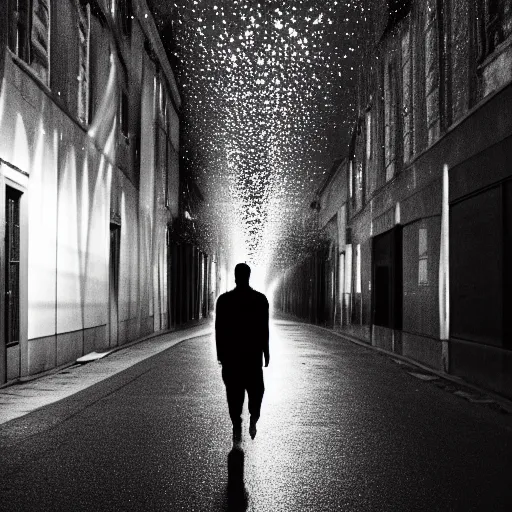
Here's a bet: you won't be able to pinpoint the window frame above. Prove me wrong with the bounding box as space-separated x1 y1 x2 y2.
9 0 31 62
8 0 51 86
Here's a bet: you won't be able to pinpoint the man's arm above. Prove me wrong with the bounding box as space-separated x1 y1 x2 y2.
215 296 225 364
263 297 270 367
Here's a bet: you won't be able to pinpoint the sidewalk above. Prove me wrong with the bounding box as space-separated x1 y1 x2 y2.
0 321 214 426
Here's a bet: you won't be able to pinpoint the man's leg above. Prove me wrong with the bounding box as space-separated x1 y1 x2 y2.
246 367 264 439
222 367 245 441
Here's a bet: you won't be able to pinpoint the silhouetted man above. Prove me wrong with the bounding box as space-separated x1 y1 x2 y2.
215 263 269 443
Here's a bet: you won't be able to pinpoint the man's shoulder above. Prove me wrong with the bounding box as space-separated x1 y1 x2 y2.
251 289 269 306
217 290 235 304
216 291 228 301
218 288 268 306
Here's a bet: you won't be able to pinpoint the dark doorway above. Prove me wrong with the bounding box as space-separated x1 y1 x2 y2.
109 224 121 347
372 226 403 329
374 266 390 326
451 180 512 348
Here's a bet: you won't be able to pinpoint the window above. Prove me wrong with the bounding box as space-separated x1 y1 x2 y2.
9 0 51 84
77 2 90 124
424 0 441 144
412 3 428 153
9 0 30 62
384 57 398 181
401 25 413 162
418 227 428 285
31 0 50 82
481 0 512 58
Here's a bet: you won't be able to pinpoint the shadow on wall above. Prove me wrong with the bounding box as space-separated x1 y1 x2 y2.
221 446 249 511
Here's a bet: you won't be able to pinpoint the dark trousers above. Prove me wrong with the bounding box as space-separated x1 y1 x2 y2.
222 365 264 427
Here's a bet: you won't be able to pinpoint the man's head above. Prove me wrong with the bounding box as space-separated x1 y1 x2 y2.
234 263 251 287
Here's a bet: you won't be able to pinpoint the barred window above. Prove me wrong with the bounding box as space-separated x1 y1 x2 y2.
9 0 51 84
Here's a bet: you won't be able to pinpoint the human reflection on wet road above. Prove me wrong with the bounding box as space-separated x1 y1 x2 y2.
223 447 248 511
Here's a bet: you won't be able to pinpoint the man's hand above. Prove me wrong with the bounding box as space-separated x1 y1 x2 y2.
264 356 270 367
217 359 222 366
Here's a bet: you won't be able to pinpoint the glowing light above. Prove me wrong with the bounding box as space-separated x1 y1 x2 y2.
166 0 365 283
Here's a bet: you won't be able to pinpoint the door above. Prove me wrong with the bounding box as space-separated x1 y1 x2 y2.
372 226 403 329
109 224 120 347
4 186 22 380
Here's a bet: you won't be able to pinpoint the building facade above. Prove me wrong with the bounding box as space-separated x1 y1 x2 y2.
276 0 512 398
275 159 349 328
0 0 202 385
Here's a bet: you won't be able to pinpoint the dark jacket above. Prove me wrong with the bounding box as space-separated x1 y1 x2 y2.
215 286 269 367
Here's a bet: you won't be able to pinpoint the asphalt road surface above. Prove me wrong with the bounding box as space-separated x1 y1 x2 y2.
1 320 511 511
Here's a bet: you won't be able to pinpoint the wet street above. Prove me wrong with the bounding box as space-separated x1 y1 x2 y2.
1 319 511 511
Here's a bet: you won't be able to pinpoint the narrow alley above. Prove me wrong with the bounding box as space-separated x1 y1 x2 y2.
1 1 512 510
